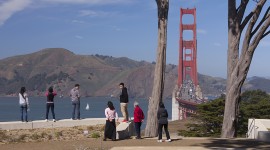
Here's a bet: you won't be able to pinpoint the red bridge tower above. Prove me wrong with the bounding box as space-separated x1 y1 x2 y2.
178 8 198 86
172 8 204 121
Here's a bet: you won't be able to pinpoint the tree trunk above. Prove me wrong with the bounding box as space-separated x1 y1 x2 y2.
144 0 169 137
221 0 270 138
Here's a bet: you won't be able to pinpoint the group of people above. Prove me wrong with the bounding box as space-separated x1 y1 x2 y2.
103 83 171 142
19 84 81 122
19 82 171 142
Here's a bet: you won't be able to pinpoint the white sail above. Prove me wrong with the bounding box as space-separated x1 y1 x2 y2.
85 103 90 110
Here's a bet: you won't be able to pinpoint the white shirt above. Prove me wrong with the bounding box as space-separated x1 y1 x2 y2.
19 93 29 106
105 107 118 120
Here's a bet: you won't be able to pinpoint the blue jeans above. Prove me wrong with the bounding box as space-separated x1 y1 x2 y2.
46 103 55 119
20 105 28 122
72 101 80 119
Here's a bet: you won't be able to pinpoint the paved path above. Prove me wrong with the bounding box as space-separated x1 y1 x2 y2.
111 146 248 150
1 138 270 150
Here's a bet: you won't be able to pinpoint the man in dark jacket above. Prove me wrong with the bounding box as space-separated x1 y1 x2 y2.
157 102 171 142
119 83 129 122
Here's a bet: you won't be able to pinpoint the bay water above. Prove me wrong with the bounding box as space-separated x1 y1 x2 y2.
0 97 172 128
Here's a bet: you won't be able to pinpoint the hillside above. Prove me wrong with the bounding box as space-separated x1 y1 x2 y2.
0 48 267 98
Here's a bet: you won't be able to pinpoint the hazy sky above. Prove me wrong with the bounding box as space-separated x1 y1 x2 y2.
0 0 269 78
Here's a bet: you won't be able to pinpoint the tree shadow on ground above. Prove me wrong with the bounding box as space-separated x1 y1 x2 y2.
192 139 270 149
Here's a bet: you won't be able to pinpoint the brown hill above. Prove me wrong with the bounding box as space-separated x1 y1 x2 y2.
0 48 227 98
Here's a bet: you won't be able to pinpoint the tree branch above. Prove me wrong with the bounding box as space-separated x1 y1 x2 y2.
240 0 267 55
248 15 270 55
240 12 254 30
237 0 249 25
262 30 270 39
251 6 270 36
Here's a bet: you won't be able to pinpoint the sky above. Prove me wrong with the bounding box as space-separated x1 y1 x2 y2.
0 0 269 78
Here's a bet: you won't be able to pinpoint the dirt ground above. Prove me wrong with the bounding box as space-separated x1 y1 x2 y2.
1 119 270 150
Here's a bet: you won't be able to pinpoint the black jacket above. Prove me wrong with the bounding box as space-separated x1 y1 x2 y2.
157 108 168 124
120 87 129 103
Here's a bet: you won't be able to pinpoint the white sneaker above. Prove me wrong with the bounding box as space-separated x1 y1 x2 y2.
165 139 171 142
53 119 56 122
45 119 48 122
157 140 162 142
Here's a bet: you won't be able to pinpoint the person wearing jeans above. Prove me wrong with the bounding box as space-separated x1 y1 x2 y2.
119 83 129 122
157 102 171 142
70 84 80 120
72 100 80 120
133 101 144 139
19 87 29 122
45 87 57 122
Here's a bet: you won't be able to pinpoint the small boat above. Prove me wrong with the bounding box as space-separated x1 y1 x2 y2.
85 103 90 110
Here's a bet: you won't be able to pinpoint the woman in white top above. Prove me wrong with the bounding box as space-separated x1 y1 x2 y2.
19 87 29 122
104 101 118 141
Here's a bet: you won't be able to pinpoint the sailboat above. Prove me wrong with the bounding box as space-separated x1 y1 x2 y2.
85 103 90 110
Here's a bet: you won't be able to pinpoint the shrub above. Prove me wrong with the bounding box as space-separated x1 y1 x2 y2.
91 132 100 139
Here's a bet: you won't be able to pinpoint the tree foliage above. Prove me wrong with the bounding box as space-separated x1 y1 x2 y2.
180 90 270 137
179 96 225 137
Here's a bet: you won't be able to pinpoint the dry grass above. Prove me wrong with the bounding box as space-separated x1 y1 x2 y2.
0 124 104 144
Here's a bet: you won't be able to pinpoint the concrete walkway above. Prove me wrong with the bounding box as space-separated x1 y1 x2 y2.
0 118 107 130
110 147 248 150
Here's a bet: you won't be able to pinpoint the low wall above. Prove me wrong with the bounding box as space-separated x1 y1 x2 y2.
247 119 270 142
0 118 107 130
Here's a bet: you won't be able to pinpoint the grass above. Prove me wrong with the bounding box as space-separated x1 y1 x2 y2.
0 124 105 144
31 133 41 140
0 130 8 141
18 134 28 141
55 131 63 139
91 132 101 139
87 126 94 131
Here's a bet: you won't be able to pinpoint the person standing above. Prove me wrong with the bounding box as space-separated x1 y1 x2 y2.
133 101 144 139
45 87 57 122
157 102 171 142
119 83 129 122
19 87 29 122
104 101 118 141
70 84 81 120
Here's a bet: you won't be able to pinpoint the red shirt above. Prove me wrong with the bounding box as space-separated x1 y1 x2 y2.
134 106 144 122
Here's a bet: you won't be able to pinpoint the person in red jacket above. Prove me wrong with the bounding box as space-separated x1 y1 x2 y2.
133 101 144 139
